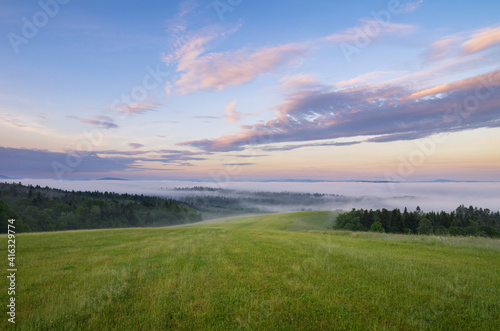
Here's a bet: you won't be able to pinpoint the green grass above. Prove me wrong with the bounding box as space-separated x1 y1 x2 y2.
1 211 499 330
197 211 336 231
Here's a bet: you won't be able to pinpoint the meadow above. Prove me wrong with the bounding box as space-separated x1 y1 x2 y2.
1 211 499 330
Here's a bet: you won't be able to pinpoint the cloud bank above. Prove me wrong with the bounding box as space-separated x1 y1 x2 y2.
462 25 500 54
0 147 133 178
179 70 500 152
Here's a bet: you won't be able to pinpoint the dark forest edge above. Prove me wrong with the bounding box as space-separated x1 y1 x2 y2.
334 206 500 238
0 182 203 233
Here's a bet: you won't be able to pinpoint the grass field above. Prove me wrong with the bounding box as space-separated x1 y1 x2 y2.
1 211 499 330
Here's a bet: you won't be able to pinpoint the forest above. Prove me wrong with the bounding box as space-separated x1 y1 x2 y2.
0 182 201 233
2 181 499 237
172 186 343 215
334 205 500 237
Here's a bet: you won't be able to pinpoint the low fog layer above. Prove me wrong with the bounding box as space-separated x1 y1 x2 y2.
5 179 499 214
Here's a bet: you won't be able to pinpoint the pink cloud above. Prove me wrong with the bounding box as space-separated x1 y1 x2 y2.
173 42 308 95
462 26 500 54
178 130 258 152
164 82 173 98
164 15 418 96
405 70 500 100
165 33 216 67
80 116 118 129
109 100 159 114
426 36 461 60
128 143 144 149
323 19 417 44
225 100 241 123
335 71 402 88
165 0 198 35
178 70 500 152
280 74 320 90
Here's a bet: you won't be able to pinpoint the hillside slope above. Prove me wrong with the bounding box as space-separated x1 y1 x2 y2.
1 212 499 330
198 211 336 231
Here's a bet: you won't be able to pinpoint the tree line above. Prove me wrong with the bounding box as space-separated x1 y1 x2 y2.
334 205 500 237
0 182 202 233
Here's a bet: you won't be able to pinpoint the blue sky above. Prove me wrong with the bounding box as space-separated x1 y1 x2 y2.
1 0 500 181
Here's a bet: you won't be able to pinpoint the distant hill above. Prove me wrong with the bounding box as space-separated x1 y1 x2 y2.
0 175 13 179
425 179 483 183
97 177 128 181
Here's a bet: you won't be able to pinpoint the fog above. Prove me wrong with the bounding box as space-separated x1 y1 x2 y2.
5 179 499 213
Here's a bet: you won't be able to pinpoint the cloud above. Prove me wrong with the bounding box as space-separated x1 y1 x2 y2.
323 19 417 44
0 144 210 178
172 42 308 95
231 154 269 158
128 143 144 149
164 30 218 67
163 20 307 94
0 112 57 136
400 0 424 13
80 115 118 129
425 36 461 60
280 74 321 90
178 132 254 152
0 147 133 178
178 70 500 152
222 163 255 166
67 115 118 129
225 100 241 123
103 148 209 163
163 8 420 96
261 141 361 152
335 71 403 88
405 70 500 100
195 115 220 120
97 150 149 156
109 100 160 115
0 113 29 129
165 0 198 35
81 148 211 170
462 25 500 54
165 82 173 98
195 101 259 123
156 149 209 162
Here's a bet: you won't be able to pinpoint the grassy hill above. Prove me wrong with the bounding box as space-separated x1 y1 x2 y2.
197 211 336 231
1 211 499 330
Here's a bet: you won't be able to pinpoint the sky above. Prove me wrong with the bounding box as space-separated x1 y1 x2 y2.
1 0 500 182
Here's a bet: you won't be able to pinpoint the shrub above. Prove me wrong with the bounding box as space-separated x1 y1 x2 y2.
370 221 385 233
